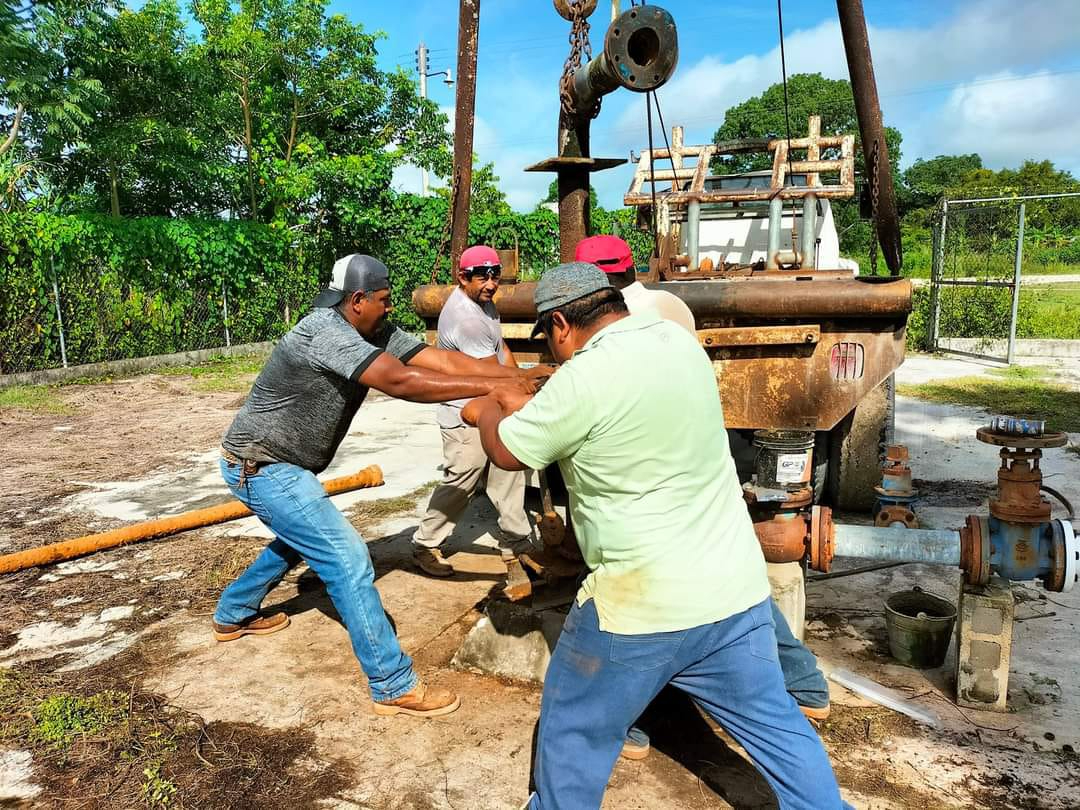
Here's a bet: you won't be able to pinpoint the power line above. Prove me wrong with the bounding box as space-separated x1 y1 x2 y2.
469 68 1080 152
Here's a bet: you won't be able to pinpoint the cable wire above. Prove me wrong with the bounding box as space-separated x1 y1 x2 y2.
645 91 660 258
776 0 798 251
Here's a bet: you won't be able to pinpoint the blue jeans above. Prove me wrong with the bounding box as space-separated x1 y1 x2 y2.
772 598 830 709
529 598 851 810
214 458 417 702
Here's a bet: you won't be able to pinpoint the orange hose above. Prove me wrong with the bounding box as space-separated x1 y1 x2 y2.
0 465 384 575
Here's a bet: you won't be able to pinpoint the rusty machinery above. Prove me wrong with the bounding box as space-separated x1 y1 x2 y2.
413 0 917 600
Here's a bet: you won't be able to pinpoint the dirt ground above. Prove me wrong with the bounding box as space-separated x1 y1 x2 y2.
2 358 1080 809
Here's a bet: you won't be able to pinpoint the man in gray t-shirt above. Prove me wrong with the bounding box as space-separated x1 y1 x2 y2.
412 245 532 577
213 254 544 720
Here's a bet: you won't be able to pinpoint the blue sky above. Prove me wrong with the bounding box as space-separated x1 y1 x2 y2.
332 0 1080 210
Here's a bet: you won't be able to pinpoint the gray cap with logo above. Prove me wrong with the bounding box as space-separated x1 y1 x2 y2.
313 254 391 308
530 261 613 338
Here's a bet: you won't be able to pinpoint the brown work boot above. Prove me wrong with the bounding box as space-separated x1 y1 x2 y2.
373 681 461 718
800 703 831 726
413 546 454 577
620 727 651 760
212 612 290 642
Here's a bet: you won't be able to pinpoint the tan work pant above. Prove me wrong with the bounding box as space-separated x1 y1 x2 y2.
413 426 531 548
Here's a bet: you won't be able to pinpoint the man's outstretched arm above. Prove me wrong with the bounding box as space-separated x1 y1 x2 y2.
408 345 547 381
359 353 537 404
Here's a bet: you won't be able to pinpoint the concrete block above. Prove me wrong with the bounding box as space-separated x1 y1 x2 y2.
955 575 1014 712
451 599 566 683
768 561 806 642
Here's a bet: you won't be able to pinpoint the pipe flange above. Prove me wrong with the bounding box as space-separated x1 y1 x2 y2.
1059 519 1077 593
960 514 990 587
809 505 834 573
554 0 597 21
875 504 918 529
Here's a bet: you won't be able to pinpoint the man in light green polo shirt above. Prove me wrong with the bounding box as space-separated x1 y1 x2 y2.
463 262 850 810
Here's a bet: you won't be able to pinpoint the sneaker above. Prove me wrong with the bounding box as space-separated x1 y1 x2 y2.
800 703 831 726
620 726 650 760
413 547 454 577
373 680 461 718
212 611 290 642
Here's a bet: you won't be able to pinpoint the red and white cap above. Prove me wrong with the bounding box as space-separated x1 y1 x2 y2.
459 245 501 271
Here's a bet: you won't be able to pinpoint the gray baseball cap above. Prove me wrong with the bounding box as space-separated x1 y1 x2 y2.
313 254 390 308
530 261 613 338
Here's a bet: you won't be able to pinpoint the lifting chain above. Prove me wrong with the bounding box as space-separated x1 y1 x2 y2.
868 140 880 276
429 184 456 284
558 0 601 120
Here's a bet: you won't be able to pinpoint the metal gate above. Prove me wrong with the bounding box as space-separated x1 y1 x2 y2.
929 192 1080 364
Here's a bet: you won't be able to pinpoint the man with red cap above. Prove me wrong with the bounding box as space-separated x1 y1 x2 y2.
412 245 535 576
574 234 695 332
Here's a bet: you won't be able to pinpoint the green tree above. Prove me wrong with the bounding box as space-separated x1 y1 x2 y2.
434 157 511 219
710 73 902 177
45 0 230 216
901 153 983 209
541 178 599 211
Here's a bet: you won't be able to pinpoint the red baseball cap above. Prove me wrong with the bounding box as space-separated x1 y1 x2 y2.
575 235 633 274
459 244 500 270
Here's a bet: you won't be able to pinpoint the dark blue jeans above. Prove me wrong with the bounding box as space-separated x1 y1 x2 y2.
529 598 850 810
772 598 830 709
214 458 417 702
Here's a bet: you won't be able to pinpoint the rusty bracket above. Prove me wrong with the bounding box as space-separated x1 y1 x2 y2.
698 325 820 348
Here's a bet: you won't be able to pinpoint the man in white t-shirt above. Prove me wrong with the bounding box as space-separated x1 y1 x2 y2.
412 245 534 577
574 234 695 332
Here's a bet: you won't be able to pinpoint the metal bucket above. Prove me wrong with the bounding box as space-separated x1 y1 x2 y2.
753 430 814 490
884 587 956 669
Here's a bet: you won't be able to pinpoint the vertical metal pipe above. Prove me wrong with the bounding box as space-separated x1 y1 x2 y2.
686 199 700 271
836 0 902 274
222 280 232 348
767 197 783 270
1007 202 1025 365
801 194 817 269
558 168 590 262
50 258 68 368
449 0 480 271
930 200 947 350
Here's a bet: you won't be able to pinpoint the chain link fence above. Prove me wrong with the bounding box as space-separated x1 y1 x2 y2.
929 192 1080 362
2 259 318 376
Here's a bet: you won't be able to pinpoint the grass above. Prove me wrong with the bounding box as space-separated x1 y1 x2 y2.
1067 444 1080 457
0 384 72 414
348 480 440 529
986 364 1053 381
898 371 1080 433
0 666 347 807
158 354 265 393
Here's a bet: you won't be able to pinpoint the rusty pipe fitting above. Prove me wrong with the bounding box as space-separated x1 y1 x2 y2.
568 4 678 113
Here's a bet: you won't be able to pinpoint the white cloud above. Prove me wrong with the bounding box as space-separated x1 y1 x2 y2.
932 70 1080 171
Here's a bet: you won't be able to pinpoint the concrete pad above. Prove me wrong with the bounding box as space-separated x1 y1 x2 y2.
452 599 565 683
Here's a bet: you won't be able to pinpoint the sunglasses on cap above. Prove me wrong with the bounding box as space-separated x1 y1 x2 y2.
462 265 502 281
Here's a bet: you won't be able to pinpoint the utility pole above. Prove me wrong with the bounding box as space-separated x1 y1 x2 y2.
416 41 430 196
449 0 479 271
416 40 453 197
